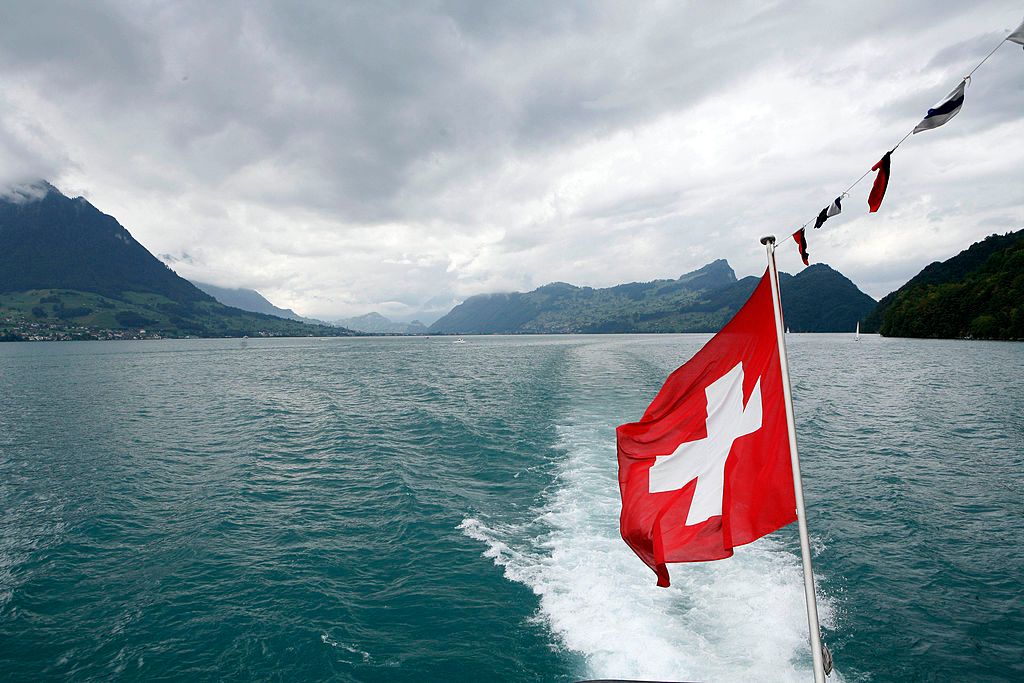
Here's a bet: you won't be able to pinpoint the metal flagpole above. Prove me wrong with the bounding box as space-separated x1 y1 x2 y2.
760 235 828 682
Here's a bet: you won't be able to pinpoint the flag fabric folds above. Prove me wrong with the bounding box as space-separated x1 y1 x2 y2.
793 228 810 266
617 272 797 587
868 152 892 213
813 196 842 229
1008 17 1024 46
913 80 967 134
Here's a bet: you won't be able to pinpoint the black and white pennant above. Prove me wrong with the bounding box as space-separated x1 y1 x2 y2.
913 80 967 134
813 195 842 229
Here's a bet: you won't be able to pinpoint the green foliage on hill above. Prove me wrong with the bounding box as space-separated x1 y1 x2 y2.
430 260 740 334
866 230 1024 340
0 289 352 339
429 261 876 334
778 265 878 332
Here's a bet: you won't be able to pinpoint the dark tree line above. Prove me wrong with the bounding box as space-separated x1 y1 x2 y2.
867 230 1024 340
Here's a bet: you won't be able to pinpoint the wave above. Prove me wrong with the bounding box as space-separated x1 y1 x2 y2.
461 414 840 682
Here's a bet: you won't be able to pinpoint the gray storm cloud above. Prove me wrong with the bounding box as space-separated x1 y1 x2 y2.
0 0 1021 320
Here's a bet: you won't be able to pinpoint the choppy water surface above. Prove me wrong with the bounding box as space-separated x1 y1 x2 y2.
0 335 1021 681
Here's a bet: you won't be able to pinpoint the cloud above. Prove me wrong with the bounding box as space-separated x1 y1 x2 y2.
1 0 1021 315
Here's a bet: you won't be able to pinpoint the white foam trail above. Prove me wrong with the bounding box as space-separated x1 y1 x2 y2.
460 413 841 682
320 633 371 663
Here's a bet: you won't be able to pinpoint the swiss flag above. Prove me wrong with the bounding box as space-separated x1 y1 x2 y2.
617 270 796 587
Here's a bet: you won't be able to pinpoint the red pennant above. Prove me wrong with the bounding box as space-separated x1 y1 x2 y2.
868 152 892 212
793 228 809 266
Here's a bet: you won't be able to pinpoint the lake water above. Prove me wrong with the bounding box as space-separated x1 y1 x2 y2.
0 334 1021 682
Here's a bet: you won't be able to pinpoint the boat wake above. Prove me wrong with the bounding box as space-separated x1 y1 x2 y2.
461 401 841 682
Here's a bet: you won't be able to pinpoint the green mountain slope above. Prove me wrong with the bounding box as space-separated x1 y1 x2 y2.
780 264 878 332
864 229 1024 340
0 183 208 303
429 261 875 334
0 182 356 340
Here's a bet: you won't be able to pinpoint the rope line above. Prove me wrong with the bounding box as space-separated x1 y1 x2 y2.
787 26 1015 242
966 33 1009 78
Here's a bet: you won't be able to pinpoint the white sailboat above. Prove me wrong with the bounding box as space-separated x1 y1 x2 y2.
855 322 861 341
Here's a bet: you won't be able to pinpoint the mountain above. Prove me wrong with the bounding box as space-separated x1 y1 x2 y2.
429 260 876 334
0 182 209 303
776 264 878 332
334 312 428 335
863 229 1024 340
0 182 356 340
191 281 310 322
429 259 738 334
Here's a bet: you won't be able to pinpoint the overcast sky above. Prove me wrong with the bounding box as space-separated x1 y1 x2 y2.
1 1 1022 321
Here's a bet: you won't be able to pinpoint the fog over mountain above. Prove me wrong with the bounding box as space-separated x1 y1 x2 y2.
333 313 428 335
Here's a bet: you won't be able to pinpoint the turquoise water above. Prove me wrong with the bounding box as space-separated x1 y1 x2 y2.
0 335 1021 681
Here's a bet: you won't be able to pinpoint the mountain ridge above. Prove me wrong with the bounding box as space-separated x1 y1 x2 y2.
429 260 875 334
864 229 1024 339
191 281 315 323
0 182 211 304
0 182 356 340
333 312 428 334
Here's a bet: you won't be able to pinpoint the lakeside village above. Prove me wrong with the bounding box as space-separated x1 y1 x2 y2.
0 315 163 342
0 313 283 342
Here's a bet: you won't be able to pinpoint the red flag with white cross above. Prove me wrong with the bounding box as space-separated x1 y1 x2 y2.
616 269 796 587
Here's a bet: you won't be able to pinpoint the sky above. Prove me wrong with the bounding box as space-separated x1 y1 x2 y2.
1 1 1022 322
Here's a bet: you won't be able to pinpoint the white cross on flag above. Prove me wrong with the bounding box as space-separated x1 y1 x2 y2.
617 271 796 587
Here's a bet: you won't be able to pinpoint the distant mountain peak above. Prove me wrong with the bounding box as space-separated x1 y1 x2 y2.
536 281 578 291
675 259 737 289
191 281 312 323
334 311 427 334
683 258 732 276
354 312 390 322
799 263 840 275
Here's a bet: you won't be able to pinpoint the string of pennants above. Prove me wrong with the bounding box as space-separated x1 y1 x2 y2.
790 17 1024 267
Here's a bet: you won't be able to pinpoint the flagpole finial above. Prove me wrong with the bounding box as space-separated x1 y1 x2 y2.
760 235 776 246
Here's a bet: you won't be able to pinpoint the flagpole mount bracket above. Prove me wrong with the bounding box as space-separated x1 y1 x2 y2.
760 235 776 246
